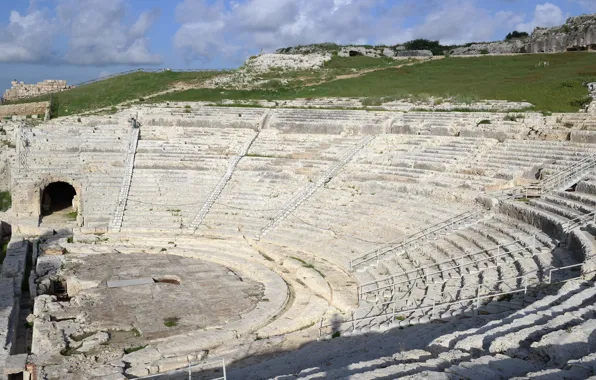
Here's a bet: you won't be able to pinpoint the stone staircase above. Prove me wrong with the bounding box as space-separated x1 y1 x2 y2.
350 210 486 271
257 135 375 239
188 131 261 232
229 280 596 380
109 127 139 232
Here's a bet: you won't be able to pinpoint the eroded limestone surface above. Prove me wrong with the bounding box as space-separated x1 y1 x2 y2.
32 252 263 379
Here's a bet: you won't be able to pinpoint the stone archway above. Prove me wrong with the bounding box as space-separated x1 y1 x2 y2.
40 181 79 222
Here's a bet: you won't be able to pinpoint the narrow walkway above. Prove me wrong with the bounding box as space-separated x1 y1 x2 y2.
109 127 140 232
188 112 271 232
257 135 375 240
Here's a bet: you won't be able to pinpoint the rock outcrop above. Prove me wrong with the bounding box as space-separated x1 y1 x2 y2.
244 53 331 71
528 14 596 53
450 40 527 55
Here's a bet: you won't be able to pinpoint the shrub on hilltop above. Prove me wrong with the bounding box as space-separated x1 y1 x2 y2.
505 31 529 40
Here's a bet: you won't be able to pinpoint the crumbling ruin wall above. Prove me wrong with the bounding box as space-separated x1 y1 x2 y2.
3 80 69 101
0 102 49 118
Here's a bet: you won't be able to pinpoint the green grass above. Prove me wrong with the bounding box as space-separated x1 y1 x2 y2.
155 53 596 112
0 192 10 212
7 71 223 117
164 317 179 327
124 345 147 354
66 211 78 221
0 242 8 265
323 55 402 70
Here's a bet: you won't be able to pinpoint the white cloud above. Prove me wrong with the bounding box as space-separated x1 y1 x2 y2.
0 0 162 65
516 3 566 33
408 1 515 45
173 0 394 63
173 0 533 63
0 9 58 63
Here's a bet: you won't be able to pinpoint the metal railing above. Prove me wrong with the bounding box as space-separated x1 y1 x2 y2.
497 154 596 200
189 129 261 231
110 127 140 232
349 210 481 270
358 234 542 301
258 135 375 240
321 272 535 337
563 210 596 232
137 359 226 380
321 262 586 337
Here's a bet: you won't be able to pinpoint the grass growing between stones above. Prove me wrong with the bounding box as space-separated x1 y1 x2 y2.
164 317 180 327
155 52 596 112
0 242 7 265
0 191 11 212
6 71 223 117
124 345 147 354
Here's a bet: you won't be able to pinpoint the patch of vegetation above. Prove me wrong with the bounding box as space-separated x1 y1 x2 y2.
67 236 74 244
66 211 78 221
331 331 341 339
498 293 514 302
0 141 16 149
259 251 275 262
477 119 491 125
0 192 10 212
155 53 596 112
71 331 96 342
505 31 529 40
570 95 592 109
564 122 575 128
403 39 462 56
60 344 81 356
131 328 142 337
124 345 147 354
291 257 326 278
395 315 405 321
24 321 34 329
480 49 490 55
6 70 223 117
276 42 341 55
164 317 180 327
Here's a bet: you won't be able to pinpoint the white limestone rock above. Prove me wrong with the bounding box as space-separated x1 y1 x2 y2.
528 14 596 53
78 332 110 353
531 319 596 367
244 54 331 72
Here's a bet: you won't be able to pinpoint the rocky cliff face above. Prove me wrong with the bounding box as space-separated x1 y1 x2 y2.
450 40 526 55
528 14 596 53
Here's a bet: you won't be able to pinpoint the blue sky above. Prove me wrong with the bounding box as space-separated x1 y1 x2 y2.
0 0 593 91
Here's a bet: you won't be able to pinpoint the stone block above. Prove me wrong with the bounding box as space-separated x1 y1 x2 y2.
107 278 154 288
4 353 27 375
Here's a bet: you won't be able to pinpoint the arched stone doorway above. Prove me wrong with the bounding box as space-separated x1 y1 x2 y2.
41 182 78 217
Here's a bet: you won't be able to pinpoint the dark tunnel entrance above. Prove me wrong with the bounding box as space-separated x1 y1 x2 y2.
41 182 77 216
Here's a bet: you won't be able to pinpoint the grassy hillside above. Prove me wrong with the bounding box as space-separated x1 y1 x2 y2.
154 53 596 112
7 52 596 115
7 70 223 117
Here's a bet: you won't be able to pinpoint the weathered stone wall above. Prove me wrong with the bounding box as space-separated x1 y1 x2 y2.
0 102 49 118
528 14 596 53
0 236 30 376
3 80 69 101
